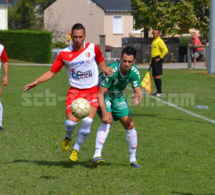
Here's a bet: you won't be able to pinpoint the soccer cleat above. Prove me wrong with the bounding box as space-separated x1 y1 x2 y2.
156 93 163 97
91 157 105 167
130 161 141 168
69 149 78 162
152 92 163 97
151 92 157 96
62 137 72 152
0 127 3 131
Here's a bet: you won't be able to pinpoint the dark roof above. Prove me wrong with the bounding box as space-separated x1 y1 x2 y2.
92 0 131 12
0 0 13 5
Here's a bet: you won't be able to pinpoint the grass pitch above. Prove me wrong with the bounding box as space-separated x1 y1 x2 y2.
0 65 215 194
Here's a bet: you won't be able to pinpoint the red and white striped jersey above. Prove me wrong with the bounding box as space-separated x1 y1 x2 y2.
0 44 8 65
51 42 104 89
0 44 8 77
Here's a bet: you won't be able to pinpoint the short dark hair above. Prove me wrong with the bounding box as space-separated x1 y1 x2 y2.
121 46 136 59
71 23 86 34
153 29 160 32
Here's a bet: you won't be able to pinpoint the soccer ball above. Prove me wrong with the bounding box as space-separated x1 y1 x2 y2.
71 98 91 119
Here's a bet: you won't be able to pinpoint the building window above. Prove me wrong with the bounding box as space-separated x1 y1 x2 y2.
113 15 123 34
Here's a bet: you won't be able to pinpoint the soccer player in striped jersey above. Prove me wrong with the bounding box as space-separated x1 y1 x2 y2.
0 44 9 131
24 23 113 162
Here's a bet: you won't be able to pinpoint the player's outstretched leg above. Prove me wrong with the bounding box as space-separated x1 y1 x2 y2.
126 127 140 168
69 117 93 162
62 119 78 152
91 123 111 166
93 123 110 158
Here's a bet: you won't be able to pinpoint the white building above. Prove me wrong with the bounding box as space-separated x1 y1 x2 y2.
0 0 12 30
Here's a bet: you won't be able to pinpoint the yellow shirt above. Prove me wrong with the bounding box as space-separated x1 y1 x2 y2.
150 36 168 64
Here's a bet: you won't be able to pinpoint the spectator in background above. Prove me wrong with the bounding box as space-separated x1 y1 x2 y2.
189 32 207 69
0 44 9 131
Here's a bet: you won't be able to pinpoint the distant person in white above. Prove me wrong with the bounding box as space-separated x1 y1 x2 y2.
0 44 9 131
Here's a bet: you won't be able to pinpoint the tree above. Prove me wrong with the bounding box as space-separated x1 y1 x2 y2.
8 0 55 30
8 0 34 30
44 8 68 42
130 0 157 38
130 0 209 37
193 0 210 42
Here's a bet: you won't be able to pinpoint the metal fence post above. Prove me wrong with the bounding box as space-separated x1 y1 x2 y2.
187 46 191 68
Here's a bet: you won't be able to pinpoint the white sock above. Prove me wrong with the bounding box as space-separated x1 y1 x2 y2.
126 128 137 163
73 117 93 151
93 123 111 158
65 119 78 139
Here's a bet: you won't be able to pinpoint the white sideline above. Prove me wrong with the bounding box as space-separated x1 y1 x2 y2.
127 87 215 124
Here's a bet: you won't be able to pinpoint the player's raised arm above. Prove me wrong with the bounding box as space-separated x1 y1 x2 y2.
24 70 57 91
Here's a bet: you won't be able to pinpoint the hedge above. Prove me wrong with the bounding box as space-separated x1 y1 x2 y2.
0 30 52 63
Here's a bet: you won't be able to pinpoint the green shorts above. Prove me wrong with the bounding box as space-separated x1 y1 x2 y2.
98 95 131 121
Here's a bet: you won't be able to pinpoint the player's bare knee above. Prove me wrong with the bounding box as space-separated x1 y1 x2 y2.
124 121 134 130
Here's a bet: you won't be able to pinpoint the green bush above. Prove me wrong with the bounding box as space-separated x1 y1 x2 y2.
179 36 191 47
52 41 69 49
0 30 52 63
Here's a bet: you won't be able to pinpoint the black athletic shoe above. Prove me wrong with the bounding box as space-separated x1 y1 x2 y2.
151 92 157 96
152 92 163 97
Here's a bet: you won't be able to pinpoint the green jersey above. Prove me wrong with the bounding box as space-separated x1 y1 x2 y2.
100 61 141 96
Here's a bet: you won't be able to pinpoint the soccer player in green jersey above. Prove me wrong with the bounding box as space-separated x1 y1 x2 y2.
92 46 143 168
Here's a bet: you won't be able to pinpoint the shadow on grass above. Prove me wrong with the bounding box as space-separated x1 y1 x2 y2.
13 159 91 168
171 191 215 195
40 176 59 180
13 159 124 169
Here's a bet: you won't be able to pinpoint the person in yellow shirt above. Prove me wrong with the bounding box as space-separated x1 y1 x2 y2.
150 29 168 96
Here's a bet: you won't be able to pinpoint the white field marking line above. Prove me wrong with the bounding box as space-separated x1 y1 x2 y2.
127 87 215 124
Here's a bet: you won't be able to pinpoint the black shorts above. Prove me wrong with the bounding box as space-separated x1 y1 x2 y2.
151 56 163 76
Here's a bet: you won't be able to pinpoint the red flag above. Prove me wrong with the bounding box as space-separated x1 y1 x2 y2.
67 30 71 42
141 71 151 94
